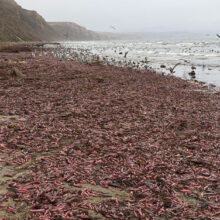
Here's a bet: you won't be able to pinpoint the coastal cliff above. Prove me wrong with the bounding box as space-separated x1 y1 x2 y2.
0 0 108 42
49 22 108 41
0 0 60 41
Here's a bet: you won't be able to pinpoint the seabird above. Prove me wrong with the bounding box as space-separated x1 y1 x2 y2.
110 25 116 30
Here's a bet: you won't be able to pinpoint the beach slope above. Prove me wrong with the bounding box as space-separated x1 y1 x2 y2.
0 46 219 219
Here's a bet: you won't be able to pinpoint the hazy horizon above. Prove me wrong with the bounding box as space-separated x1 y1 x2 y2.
15 0 220 33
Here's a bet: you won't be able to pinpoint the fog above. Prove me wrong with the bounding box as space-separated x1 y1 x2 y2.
16 0 220 33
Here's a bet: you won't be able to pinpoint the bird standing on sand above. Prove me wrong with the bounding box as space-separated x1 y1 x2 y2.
124 51 129 59
188 71 196 78
188 66 196 79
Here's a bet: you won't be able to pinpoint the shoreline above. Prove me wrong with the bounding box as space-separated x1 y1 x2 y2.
0 45 219 219
1 42 220 92
56 40 220 90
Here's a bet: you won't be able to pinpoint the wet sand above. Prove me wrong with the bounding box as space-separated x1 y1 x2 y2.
0 45 219 219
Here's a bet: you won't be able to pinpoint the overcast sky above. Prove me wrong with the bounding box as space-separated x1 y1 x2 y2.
15 0 220 33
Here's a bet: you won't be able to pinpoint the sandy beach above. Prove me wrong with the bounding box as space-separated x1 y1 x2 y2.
0 45 219 219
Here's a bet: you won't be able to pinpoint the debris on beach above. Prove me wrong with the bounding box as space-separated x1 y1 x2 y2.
0 46 219 219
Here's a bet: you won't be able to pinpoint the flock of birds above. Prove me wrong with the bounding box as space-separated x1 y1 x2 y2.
43 46 155 72
33 45 198 81
33 33 220 82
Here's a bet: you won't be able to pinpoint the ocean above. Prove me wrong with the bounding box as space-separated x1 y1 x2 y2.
58 32 220 88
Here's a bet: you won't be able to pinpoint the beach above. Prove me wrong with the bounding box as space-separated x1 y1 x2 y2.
0 45 219 219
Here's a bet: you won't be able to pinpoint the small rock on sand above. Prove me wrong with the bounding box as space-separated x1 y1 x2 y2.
11 67 24 78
